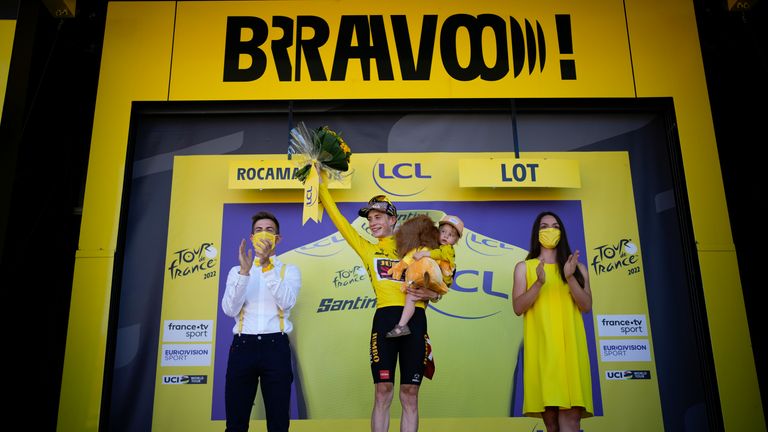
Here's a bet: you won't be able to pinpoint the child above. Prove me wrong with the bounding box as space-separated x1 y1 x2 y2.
386 214 464 338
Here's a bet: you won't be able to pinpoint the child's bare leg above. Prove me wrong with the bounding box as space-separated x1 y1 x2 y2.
386 294 418 338
397 294 419 327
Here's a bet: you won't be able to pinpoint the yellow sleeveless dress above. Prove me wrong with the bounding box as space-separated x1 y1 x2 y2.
522 259 593 417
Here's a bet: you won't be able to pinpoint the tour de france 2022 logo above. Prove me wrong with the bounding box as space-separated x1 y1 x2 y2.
591 238 641 277
317 264 376 313
167 242 218 281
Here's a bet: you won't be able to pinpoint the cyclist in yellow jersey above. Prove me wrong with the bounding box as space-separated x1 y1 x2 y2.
318 178 437 432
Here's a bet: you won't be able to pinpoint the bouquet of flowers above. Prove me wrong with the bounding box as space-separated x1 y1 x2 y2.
289 122 352 183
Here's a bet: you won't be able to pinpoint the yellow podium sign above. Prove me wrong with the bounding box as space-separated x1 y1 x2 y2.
459 158 580 188
228 159 351 189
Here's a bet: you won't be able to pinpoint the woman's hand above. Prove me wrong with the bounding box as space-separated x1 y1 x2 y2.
564 250 580 279
535 260 546 285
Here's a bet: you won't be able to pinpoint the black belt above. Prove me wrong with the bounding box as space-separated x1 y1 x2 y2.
236 332 286 341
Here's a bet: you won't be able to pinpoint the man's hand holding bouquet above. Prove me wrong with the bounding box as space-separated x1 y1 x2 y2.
288 122 352 224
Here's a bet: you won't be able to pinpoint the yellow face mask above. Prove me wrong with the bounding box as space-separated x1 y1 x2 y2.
251 231 276 254
538 228 561 249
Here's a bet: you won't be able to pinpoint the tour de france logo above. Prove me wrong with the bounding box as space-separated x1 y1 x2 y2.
591 238 641 276
167 242 218 281
332 265 367 288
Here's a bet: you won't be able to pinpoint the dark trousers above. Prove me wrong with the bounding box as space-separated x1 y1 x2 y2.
225 333 293 432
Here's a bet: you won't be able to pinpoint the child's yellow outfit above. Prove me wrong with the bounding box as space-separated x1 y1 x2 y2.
429 244 455 286
389 246 450 295
390 246 454 291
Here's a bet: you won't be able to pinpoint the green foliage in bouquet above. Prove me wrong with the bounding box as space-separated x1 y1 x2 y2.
291 123 352 183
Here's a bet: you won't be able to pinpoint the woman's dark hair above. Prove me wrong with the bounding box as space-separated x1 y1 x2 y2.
525 211 584 287
251 211 280 234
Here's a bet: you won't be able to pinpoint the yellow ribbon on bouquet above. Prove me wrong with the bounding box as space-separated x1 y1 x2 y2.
302 165 323 225
290 122 351 225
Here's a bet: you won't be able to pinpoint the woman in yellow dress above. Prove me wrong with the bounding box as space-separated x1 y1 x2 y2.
512 211 593 432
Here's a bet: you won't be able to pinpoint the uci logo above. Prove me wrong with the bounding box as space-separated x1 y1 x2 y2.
296 233 346 257
428 269 508 320
606 370 631 380
372 160 431 197
162 375 189 384
464 232 519 256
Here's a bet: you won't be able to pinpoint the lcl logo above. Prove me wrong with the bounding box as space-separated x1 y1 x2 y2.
296 234 346 257
427 269 508 320
305 185 317 206
464 232 518 256
372 161 431 196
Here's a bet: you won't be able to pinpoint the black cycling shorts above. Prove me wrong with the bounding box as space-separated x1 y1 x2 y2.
370 306 428 385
